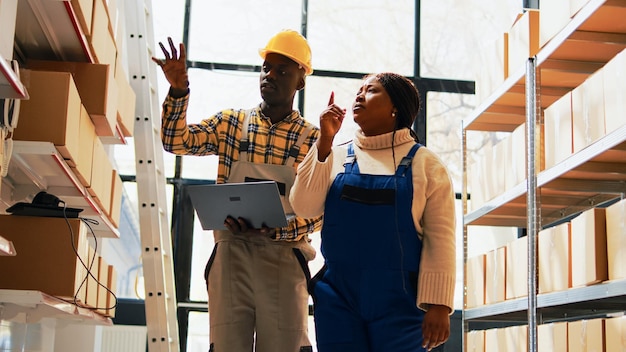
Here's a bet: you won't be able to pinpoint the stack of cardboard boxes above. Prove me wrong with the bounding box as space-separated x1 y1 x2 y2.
466 198 626 350
465 0 626 349
0 215 118 317
0 0 136 318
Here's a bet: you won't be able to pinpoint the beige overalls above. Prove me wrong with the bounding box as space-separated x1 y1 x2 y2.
206 109 316 352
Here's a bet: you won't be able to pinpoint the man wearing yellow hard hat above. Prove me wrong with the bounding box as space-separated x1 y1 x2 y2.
153 30 321 352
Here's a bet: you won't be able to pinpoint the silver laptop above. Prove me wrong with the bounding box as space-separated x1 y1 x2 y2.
188 181 295 231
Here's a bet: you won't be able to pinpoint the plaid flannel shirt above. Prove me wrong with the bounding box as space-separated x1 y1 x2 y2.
160 93 322 241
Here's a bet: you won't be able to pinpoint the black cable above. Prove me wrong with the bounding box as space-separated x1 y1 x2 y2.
60 201 117 311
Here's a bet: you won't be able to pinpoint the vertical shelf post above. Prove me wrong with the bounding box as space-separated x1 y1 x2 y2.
461 123 468 351
525 56 540 352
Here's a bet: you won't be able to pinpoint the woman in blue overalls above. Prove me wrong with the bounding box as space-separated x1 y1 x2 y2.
290 73 457 351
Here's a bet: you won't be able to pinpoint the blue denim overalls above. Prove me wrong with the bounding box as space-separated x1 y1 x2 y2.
310 143 426 352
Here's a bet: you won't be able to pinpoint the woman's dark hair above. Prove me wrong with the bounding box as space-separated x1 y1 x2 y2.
371 72 421 142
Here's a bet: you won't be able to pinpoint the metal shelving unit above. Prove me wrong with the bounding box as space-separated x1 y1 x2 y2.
1 0 176 343
465 279 626 323
462 0 626 350
0 289 112 325
0 0 27 100
0 54 27 99
0 141 120 238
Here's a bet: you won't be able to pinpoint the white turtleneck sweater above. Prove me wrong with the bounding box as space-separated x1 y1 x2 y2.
289 128 456 313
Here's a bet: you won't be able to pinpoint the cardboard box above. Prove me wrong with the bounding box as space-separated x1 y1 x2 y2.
466 254 486 308
70 0 94 37
572 70 606 153
482 142 497 204
485 246 506 304
115 61 136 137
14 70 82 165
501 132 514 192
539 0 571 48
605 316 626 351
88 137 114 213
469 159 485 212
538 222 571 293
543 92 573 169
109 170 123 227
85 245 99 308
603 49 626 134
491 139 507 198
89 0 117 68
0 216 89 303
71 104 97 187
494 327 515 351
508 9 540 75
25 60 118 137
97 255 109 315
502 325 527 352
606 198 626 281
568 318 604 352
105 264 118 317
538 322 568 352
571 208 608 287
484 328 500 351
465 330 484 352
104 0 118 37
113 2 128 71
510 123 526 187
506 236 528 300
570 0 591 17
476 33 508 104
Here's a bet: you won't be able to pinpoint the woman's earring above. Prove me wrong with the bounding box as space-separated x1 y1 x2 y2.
392 111 396 117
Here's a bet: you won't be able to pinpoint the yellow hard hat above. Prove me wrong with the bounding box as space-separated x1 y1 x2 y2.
259 30 313 75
